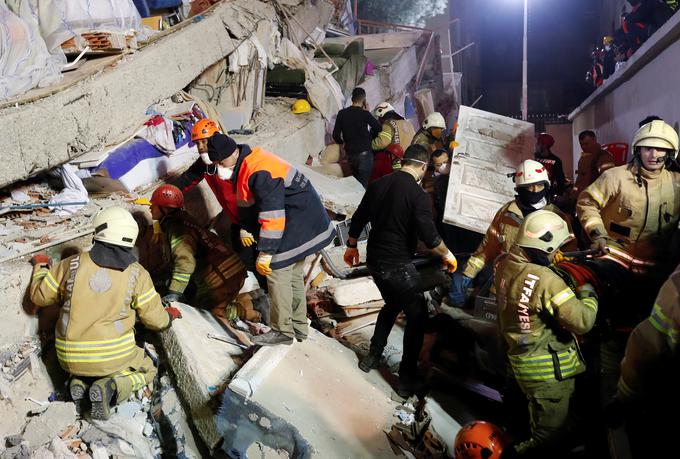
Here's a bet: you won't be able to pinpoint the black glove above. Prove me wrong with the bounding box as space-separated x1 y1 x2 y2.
162 292 183 306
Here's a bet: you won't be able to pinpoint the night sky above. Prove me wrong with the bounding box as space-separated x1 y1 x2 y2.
474 0 599 117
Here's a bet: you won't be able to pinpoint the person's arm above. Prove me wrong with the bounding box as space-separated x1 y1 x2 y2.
169 159 205 192
133 270 172 331
371 123 393 151
596 150 616 177
344 186 374 267
250 171 286 255
462 207 504 278
555 157 567 195
167 225 198 295
332 111 344 145
576 170 616 250
413 189 457 271
367 112 381 139
539 277 598 335
29 258 65 308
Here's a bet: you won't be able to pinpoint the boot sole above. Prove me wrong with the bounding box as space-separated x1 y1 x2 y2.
89 384 111 420
70 382 87 415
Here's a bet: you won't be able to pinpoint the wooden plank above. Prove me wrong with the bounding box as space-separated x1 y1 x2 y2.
335 312 379 336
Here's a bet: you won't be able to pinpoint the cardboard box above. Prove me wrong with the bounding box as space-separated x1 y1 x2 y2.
142 16 163 31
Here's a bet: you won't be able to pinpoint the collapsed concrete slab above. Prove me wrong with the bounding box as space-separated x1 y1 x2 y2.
297 164 365 216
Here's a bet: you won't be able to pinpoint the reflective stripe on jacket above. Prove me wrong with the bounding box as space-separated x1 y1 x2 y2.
495 246 598 383
29 253 169 377
371 119 415 152
234 145 336 269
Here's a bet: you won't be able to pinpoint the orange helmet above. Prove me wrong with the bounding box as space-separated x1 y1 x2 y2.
191 118 219 141
454 421 508 459
151 184 184 209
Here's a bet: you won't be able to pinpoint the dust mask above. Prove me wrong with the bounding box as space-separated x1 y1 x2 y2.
217 166 233 181
200 153 211 165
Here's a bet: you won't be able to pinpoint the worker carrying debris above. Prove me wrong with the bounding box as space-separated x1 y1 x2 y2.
28 207 181 420
204 133 336 346
451 159 574 306
344 144 458 398
147 184 248 319
370 102 415 182
495 210 598 456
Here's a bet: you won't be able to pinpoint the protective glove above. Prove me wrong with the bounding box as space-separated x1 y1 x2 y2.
165 306 183 321
553 249 566 265
343 247 360 267
151 220 163 244
256 253 273 276
30 253 50 266
591 237 609 255
449 273 472 306
442 250 458 273
239 228 256 247
162 292 183 306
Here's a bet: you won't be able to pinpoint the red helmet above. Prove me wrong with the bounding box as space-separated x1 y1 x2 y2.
537 132 555 149
386 143 404 159
151 185 184 209
454 421 508 459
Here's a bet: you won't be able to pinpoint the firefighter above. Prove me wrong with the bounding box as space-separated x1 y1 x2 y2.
534 132 566 199
206 135 336 346
147 184 248 318
495 210 598 456
572 130 616 199
29 207 180 420
450 160 574 306
412 112 447 154
370 102 416 182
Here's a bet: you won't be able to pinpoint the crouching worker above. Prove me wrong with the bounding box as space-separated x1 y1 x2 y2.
29 207 181 420
148 184 248 318
495 210 598 457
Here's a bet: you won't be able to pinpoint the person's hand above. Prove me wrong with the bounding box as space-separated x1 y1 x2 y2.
162 292 183 306
442 250 458 273
30 253 50 266
343 247 360 267
256 253 273 276
239 229 256 247
591 237 609 255
165 306 183 321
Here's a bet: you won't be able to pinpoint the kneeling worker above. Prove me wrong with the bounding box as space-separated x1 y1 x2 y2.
29 207 180 420
495 210 598 456
344 144 458 397
148 184 247 318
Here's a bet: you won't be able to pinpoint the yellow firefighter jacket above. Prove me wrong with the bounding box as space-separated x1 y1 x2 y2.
30 253 170 377
463 201 574 279
371 119 415 152
577 164 680 274
411 129 444 154
573 148 616 196
495 246 598 383
160 210 246 309
617 262 680 403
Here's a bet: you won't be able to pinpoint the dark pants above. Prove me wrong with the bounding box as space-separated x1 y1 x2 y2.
348 151 373 189
367 262 426 379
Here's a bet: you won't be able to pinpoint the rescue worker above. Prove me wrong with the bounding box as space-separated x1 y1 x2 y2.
147 184 247 318
450 160 574 306
606 262 680 458
572 130 615 199
412 112 447 154
534 132 566 199
370 102 415 182
204 135 336 346
495 210 598 457
423 148 450 196
577 119 680 402
29 207 180 420
344 144 458 397
171 120 263 287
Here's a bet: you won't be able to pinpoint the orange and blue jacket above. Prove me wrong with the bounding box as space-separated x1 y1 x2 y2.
233 145 336 269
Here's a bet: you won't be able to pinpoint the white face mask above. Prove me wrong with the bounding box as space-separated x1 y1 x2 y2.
438 163 450 175
200 153 212 165
217 166 233 181
531 197 548 210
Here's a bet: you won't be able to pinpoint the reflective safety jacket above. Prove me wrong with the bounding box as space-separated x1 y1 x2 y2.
577 165 680 274
30 253 170 377
573 148 616 196
495 246 598 383
233 145 336 270
411 129 443 154
463 201 574 279
371 119 415 152
159 210 245 299
618 262 680 403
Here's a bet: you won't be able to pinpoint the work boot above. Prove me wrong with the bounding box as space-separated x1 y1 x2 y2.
69 377 88 415
295 333 307 343
396 373 427 399
359 351 382 373
89 377 118 420
250 330 294 346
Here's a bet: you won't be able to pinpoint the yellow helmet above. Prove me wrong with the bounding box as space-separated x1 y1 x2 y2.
603 35 614 46
291 99 311 114
92 207 139 248
632 120 679 159
516 210 571 254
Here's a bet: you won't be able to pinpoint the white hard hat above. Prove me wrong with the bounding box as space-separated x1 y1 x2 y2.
374 102 395 119
514 159 550 188
92 207 139 248
633 120 679 159
516 210 571 254
423 112 446 130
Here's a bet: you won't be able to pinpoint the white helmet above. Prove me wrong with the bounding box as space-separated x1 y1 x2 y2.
374 102 395 119
423 112 446 130
513 159 550 188
632 120 679 159
516 210 571 254
92 207 139 248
